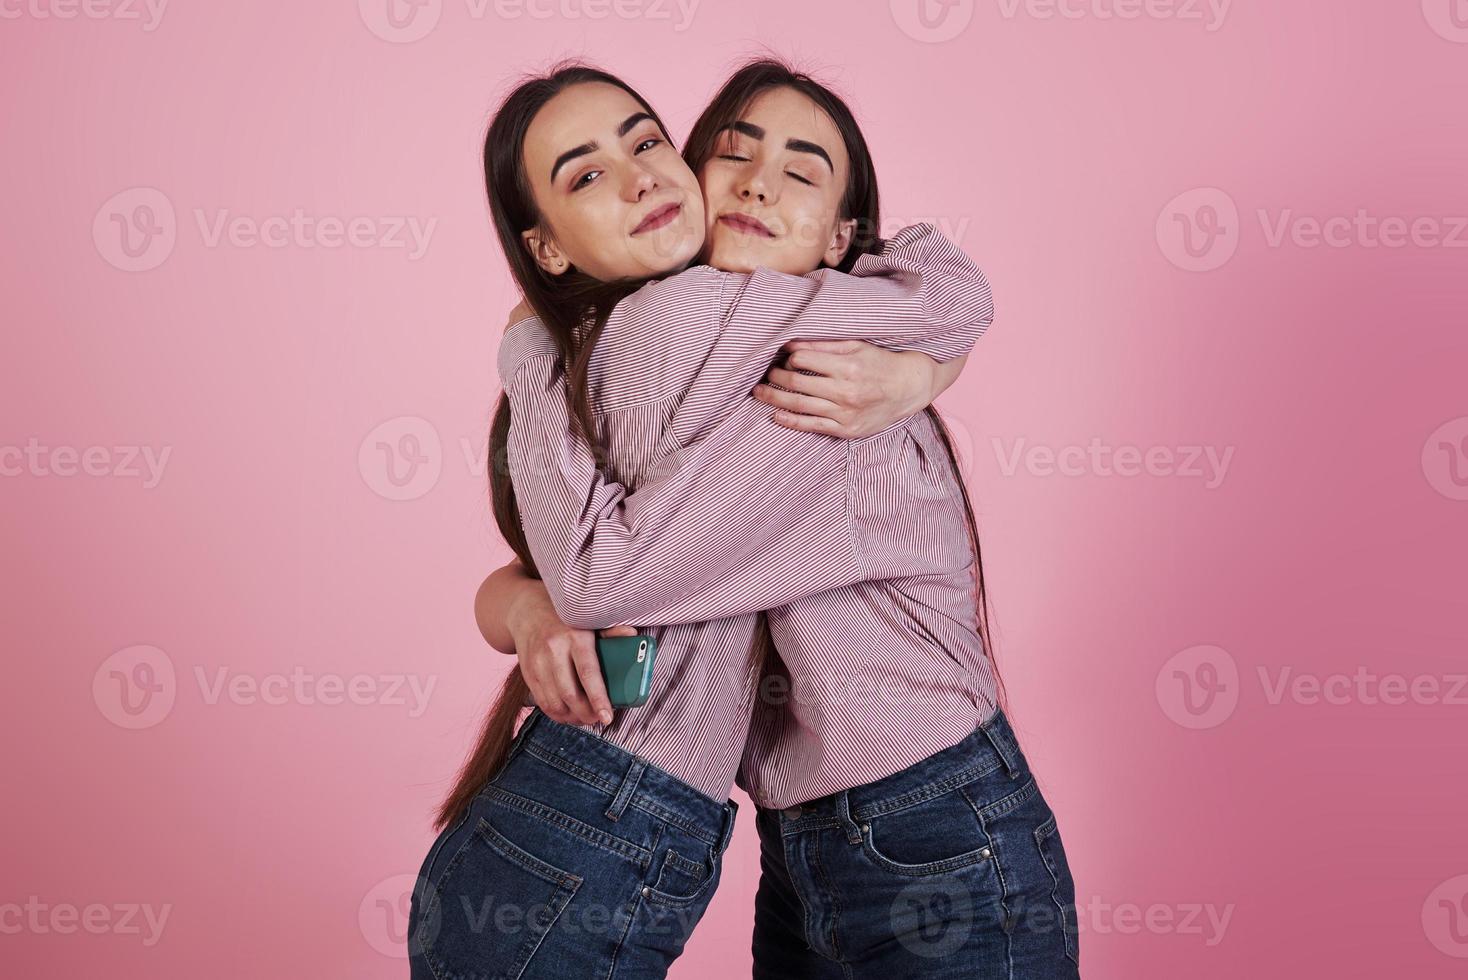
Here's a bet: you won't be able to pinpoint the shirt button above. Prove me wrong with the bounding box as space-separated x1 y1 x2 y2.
782 806 802 819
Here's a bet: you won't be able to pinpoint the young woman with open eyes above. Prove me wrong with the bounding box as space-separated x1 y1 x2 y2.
409 59 1080 980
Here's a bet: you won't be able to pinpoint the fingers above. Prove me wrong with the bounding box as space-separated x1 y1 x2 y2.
766 411 844 435
763 365 848 402
521 636 594 726
754 383 845 424
545 643 600 726
570 635 615 725
782 339 865 353
780 347 859 382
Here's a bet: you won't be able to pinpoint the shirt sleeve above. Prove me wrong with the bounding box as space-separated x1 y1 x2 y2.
502 350 868 630
497 222 994 395
706 221 995 393
495 223 991 629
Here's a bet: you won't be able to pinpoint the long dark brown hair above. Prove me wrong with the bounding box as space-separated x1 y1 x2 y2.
434 62 671 831
435 58 1006 832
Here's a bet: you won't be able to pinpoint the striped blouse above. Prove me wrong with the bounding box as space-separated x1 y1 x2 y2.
497 223 999 808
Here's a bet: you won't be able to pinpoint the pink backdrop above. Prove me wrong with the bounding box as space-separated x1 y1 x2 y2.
4 1 1467 976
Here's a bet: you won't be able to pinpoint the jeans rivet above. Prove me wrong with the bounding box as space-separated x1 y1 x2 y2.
860 823 870 834
980 847 992 858
641 886 651 897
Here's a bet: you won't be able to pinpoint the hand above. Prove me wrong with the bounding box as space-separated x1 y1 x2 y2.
506 583 637 726
752 340 944 439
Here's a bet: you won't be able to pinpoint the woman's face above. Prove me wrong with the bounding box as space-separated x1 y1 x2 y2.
521 82 705 281
698 86 856 275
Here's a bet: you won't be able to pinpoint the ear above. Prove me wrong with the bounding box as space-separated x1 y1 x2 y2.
821 217 857 268
522 228 571 276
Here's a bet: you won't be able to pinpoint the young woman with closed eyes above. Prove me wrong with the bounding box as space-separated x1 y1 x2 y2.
410 59 1080 980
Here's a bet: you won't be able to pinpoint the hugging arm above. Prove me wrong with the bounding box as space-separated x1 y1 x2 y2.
499 224 992 630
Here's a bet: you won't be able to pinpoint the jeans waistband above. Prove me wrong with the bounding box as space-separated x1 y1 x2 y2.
505 708 738 853
766 705 1026 832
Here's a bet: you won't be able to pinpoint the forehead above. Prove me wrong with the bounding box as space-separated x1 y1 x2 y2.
735 86 849 172
522 82 650 178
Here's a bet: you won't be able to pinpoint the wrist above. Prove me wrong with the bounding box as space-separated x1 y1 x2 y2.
903 350 940 414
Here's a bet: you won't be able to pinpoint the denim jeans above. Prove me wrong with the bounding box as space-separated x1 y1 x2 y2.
408 708 738 980
751 708 1081 978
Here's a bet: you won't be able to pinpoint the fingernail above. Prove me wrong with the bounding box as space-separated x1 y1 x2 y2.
600 711 613 724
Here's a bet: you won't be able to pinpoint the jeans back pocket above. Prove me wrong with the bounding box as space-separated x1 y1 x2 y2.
417 814 582 980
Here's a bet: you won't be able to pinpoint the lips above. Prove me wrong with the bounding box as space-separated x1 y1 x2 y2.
632 202 682 235
718 212 776 238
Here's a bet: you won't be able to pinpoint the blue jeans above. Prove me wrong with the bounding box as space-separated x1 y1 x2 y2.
751 708 1081 978
408 708 737 979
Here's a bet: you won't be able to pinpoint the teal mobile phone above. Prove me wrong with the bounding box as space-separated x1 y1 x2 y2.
596 633 657 708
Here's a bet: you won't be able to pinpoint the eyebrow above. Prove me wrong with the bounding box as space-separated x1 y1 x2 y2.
725 121 834 173
549 112 659 183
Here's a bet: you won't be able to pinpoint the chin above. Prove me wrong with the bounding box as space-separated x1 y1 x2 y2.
707 241 763 274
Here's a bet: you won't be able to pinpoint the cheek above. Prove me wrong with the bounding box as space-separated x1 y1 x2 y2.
783 200 837 255
698 169 730 206
556 200 625 275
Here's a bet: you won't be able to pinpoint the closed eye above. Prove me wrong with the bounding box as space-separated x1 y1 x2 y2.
787 172 815 186
718 154 751 162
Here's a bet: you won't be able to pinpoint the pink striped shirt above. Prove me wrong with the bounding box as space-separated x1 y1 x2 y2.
497 223 998 807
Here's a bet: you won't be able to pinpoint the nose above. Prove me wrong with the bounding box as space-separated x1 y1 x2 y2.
623 163 658 202
736 164 776 205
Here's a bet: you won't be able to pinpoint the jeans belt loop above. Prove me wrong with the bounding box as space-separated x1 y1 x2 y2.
605 758 646 822
838 791 863 846
980 709 1024 779
504 706 541 769
716 798 739 855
